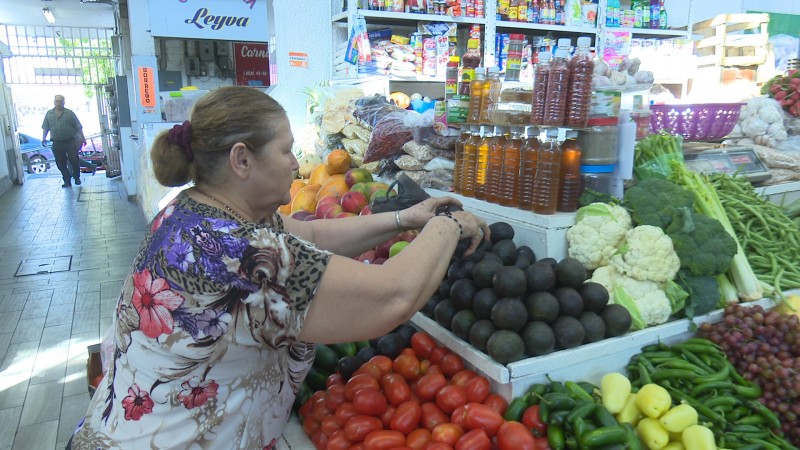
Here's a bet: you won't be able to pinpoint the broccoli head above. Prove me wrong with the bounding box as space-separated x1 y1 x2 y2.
677 273 721 318
623 178 695 228
666 207 737 277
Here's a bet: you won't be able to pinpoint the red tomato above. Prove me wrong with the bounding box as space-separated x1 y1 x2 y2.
428 347 448 365
461 403 504 437
348 444 366 450
312 401 333 422
430 423 464 447
454 429 491 450
419 359 431 375
439 354 464 377
344 415 384 442
533 437 551 450
337 402 360 423
521 405 547 438
496 421 536 450
302 416 320 437
380 404 398 428
389 447 414 450
321 415 344 436
414 373 448 402
449 404 467 430
381 373 412 406
449 370 476 388
393 354 422 381
353 389 388 416
328 373 345 388
355 362 384 380
482 394 508 417
410 333 437 359
328 429 355 450
435 385 467 414
369 355 394 375
346 373 380 401
311 428 329 450
424 443 453 450
389 401 422 435
363 430 406 450
420 402 450 432
425 365 443 376
400 348 417 357
326 384 348 410
299 396 314 418
406 428 432 450
463 376 490 404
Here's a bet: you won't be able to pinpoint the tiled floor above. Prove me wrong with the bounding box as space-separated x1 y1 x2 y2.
0 169 148 450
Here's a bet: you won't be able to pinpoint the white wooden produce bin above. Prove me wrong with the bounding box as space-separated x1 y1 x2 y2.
426 189 576 261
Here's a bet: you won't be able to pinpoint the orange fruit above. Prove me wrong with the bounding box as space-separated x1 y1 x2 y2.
325 149 352 175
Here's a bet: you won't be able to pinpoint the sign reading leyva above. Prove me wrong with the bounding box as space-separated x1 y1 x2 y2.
148 0 268 42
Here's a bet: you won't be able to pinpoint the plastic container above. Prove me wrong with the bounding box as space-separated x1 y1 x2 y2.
453 125 470 193
499 127 524 207
630 109 652 140
577 124 619 165
445 56 460 99
581 164 617 197
531 129 562 215
543 48 570 126
459 39 483 96
467 69 487 123
530 52 551 126
565 36 595 127
518 128 540 211
505 34 526 81
461 126 481 197
557 131 583 213
649 103 744 141
484 126 506 205
475 126 495 200
480 67 503 124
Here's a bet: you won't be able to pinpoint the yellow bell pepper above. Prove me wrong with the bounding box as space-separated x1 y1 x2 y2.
659 404 698 433
638 417 670 450
636 384 672 418
682 425 716 450
601 372 632 414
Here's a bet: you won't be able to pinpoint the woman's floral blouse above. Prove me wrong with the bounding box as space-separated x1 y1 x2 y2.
71 192 331 449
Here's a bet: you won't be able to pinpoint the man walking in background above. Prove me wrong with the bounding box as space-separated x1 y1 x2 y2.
42 94 86 187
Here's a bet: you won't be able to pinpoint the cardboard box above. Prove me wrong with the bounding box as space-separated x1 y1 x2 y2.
86 343 103 398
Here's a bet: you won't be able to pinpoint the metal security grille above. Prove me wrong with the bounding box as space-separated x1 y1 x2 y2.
0 25 116 85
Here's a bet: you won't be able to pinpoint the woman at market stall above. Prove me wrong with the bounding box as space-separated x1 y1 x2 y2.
67 86 488 450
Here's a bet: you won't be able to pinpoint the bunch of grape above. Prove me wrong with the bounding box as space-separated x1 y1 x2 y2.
699 303 800 445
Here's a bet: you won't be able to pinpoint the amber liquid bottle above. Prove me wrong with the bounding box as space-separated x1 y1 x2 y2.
557 132 583 212
484 126 506 205
531 130 562 214
479 67 503 124
460 126 482 198
530 52 551 125
467 70 486 124
518 127 540 210
543 48 571 126
475 126 496 201
565 36 595 127
453 124 470 193
499 127 524 207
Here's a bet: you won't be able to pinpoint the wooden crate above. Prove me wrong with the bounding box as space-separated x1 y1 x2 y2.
692 13 770 67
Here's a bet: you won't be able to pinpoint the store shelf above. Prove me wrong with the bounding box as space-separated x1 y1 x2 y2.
332 9 487 26
495 20 596 35
605 26 690 38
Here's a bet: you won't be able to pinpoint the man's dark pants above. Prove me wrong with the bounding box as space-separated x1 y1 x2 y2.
51 138 81 184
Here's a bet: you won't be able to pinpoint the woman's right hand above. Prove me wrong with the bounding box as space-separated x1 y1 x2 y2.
450 211 490 256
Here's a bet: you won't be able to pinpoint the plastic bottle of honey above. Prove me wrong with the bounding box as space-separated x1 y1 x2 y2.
530 51 551 125
475 126 496 200
467 69 486 123
565 36 595 127
499 126 524 207
453 124 470 193
557 131 583 212
479 67 503 124
543 48 571 126
518 127 540 210
531 129 562 214
460 125 482 197
483 126 505 205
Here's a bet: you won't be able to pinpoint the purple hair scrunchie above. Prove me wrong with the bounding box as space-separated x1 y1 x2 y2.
167 120 194 161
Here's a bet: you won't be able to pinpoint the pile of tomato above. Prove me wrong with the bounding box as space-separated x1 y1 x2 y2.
298 332 551 450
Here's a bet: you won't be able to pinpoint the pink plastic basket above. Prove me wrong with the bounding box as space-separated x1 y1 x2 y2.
649 103 744 141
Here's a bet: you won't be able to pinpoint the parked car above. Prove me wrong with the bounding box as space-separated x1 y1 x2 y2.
19 133 54 174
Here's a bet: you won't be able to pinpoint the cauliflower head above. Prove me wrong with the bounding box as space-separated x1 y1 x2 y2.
589 265 673 330
610 225 680 283
566 203 632 270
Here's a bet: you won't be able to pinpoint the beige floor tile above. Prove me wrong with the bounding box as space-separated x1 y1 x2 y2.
11 419 57 450
56 393 89 443
19 380 63 426
0 407 22 449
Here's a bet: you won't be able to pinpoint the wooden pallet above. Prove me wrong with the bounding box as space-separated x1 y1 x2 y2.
692 13 770 67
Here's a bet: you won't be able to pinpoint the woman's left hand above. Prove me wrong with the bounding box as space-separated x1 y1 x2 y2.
398 197 463 230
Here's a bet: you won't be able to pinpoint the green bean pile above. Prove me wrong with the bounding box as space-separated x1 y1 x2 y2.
709 174 800 297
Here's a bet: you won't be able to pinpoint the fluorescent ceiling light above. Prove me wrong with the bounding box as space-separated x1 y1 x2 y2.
42 8 56 24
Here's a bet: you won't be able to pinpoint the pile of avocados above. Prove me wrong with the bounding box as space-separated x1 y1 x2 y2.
421 221 632 366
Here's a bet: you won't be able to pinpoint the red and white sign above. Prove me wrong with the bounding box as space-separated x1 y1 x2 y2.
233 42 269 87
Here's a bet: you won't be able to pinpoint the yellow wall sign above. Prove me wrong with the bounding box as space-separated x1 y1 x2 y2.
289 51 308 68
137 66 157 109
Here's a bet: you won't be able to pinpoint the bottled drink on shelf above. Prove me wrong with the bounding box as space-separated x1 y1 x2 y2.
554 0 564 25
649 0 660 28
565 36 595 127
518 127 540 210
453 124 470 193
606 0 620 26
460 39 483 96
633 0 643 28
531 52 551 125
467 69 486 123
499 126 524 207
557 131 583 212
531 129 562 215
543 48 570 126
484 126 506 205
659 0 668 29
461 126 481 197
642 0 651 28
475 126 495 200
480 67 502 124
530 0 540 23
